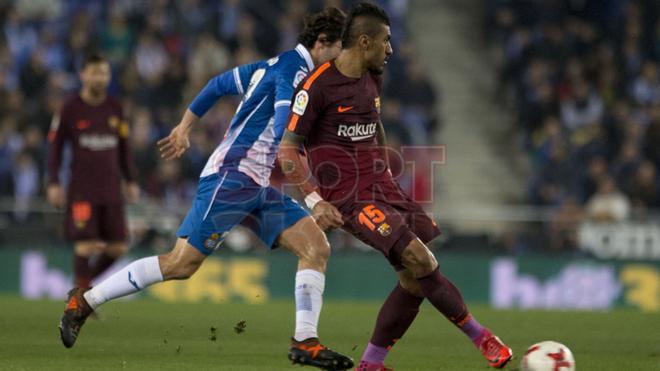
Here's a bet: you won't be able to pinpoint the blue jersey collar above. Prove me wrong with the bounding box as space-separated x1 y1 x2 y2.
295 44 315 71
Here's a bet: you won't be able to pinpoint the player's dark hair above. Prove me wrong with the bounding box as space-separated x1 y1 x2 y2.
82 53 108 69
297 7 346 49
341 2 390 49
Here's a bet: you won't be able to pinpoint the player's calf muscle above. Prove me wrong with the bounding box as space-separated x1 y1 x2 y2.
159 253 202 279
158 239 205 280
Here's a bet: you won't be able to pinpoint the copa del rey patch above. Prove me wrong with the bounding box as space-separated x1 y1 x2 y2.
293 90 309 116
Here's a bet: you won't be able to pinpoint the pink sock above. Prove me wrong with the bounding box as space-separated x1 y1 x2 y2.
361 342 389 364
459 314 488 346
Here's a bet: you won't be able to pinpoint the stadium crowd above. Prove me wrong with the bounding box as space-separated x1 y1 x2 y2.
0 0 439 230
486 0 660 251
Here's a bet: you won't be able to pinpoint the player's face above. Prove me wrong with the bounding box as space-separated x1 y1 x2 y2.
81 62 111 95
365 24 392 75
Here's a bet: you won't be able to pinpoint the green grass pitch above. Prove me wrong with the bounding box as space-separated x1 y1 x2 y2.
1 296 658 370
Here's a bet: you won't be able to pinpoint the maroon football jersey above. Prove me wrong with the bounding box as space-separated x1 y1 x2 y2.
287 60 388 207
48 95 136 203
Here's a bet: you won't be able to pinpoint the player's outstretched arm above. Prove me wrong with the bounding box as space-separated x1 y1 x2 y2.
279 130 343 231
158 61 265 161
188 61 263 117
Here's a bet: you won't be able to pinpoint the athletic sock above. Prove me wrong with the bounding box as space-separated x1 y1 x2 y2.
83 256 163 310
90 252 118 279
361 283 424 364
458 313 488 346
73 254 92 289
418 266 480 327
416 268 490 345
293 269 325 342
361 343 390 365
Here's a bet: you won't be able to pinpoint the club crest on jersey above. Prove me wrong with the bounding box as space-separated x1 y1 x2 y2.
377 222 392 237
293 70 307 88
293 90 309 115
108 116 120 129
375 96 381 114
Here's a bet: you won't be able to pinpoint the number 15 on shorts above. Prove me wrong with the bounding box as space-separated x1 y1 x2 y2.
358 204 392 237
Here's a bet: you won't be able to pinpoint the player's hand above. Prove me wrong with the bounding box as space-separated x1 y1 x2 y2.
47 184 66 208
157 124 190 160
124 182 140 203
312 201 344 231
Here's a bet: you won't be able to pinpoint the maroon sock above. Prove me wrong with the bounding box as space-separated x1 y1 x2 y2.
370 283 424 348
90 252 118 279
416 267 469 325
73 254 92 289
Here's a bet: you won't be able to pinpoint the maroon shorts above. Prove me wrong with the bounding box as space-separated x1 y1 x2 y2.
65 201 128 242
339 179 441 270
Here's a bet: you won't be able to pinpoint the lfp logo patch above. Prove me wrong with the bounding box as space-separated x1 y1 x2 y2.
292 90 309 116
293 70 307 88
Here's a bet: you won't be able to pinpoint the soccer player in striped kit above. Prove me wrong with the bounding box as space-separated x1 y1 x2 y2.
59 9 353 370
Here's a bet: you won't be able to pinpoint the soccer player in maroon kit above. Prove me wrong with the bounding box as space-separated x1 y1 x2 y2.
279 3 513 370
48 53 139 290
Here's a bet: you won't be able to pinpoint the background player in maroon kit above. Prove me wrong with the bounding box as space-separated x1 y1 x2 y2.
47 53 139 290
279 3 512 370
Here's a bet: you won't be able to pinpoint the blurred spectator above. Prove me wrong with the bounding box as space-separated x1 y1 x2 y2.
628 160 660 209
12 150 38 222
396 58 439 144
631 61 660 106
530 143 576 206
578 156 609 202
548 197 584 252
187 32 230 88
100 11 135 67
560 79 604 131
487 0 660 227
134 31 168 86
585 176 631 222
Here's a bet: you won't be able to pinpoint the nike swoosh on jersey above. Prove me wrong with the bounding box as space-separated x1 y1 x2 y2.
337 106 354 113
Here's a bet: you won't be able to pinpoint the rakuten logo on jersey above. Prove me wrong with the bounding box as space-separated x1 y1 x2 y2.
80 134 118 151
337 122 377 141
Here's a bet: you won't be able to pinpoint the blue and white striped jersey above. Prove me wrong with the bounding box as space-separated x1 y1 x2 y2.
189 44 314 186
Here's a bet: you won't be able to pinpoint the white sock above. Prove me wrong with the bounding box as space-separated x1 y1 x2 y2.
294 269 325 341
83 256 164 310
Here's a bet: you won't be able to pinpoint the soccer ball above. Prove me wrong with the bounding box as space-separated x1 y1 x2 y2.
521 341 575 371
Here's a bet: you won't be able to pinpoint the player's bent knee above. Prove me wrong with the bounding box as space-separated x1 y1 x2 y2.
400 239 438 278
294 238 329 271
